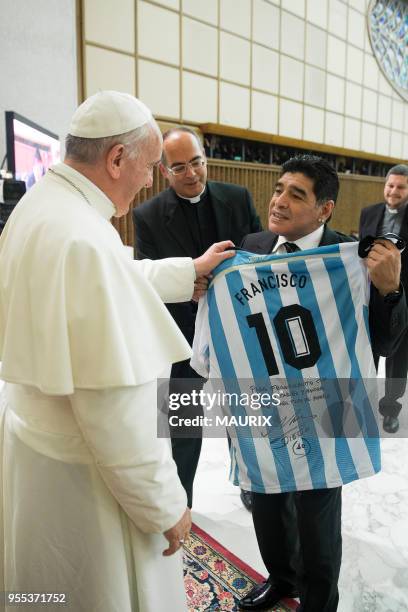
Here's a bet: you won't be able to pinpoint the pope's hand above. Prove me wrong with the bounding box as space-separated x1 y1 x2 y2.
192 275 210 302
162 508 192 556
365 238 401 296
193 241 235 278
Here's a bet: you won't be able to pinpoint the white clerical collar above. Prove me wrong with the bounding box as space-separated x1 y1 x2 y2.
385 203 406 215
175 185 206 204
49 162 116 220
273 224 325 253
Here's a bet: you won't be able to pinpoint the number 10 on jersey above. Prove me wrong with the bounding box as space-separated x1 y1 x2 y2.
247 304 321 376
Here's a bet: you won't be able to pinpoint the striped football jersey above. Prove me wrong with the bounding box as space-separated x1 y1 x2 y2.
191 242 381 494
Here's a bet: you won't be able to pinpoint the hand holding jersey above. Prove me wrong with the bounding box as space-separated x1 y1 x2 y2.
193 240 235 277
365 238 401 296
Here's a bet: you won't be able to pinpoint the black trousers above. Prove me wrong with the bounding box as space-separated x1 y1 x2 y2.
252 487 342 612
168 364 205 508
171 436 202 508
374 329 408 418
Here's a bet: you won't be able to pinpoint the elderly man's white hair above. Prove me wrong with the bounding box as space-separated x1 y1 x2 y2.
65 90 160 164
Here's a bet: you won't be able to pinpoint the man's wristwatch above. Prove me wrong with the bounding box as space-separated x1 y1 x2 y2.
383 286 403 303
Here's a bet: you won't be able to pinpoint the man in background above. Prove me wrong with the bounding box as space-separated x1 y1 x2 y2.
133 127 262 509
359 164 408 433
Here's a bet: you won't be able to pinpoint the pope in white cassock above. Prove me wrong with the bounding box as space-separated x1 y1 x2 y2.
0 91 234 611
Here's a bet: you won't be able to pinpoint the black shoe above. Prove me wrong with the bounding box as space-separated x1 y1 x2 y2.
240 489 253 512
383 415 399 434
238 581 298 610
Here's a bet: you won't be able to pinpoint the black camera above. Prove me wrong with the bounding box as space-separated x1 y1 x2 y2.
0 178 26 234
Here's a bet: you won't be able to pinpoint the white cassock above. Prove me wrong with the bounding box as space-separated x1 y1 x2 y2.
0 163 195 612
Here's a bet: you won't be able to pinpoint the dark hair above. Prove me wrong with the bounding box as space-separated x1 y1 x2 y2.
281 154 339 204
386 164 408 180
161 127 204 165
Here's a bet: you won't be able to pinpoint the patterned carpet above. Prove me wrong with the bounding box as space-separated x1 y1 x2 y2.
183 524 298 612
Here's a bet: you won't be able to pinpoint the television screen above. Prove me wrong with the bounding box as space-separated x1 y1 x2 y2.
5 111 61 189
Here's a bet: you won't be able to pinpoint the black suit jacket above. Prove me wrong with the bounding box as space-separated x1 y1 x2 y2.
359 202 408 291
241 225 353 253
133 181 262 374
241 226 407 358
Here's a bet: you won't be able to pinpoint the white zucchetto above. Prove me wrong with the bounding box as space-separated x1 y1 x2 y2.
69 90 153 138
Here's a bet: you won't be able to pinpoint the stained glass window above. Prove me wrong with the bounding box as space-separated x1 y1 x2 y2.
368 0 408 101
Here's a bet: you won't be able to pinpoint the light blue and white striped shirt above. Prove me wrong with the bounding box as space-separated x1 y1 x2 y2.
191 242 380 494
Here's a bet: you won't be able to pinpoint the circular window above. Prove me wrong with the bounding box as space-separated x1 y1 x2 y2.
368 0 408 101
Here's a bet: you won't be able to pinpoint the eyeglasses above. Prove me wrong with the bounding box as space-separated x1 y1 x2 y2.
166 157 206 176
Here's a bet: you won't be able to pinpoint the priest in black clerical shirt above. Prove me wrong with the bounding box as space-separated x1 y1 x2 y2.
359 164 408 434
133 127 262 508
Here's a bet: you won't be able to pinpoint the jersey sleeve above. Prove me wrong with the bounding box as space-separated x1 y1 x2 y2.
190 296 210 378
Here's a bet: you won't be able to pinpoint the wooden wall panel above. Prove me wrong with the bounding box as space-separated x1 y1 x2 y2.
207 160 280 228
114 160 385 247
335 174 384 235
